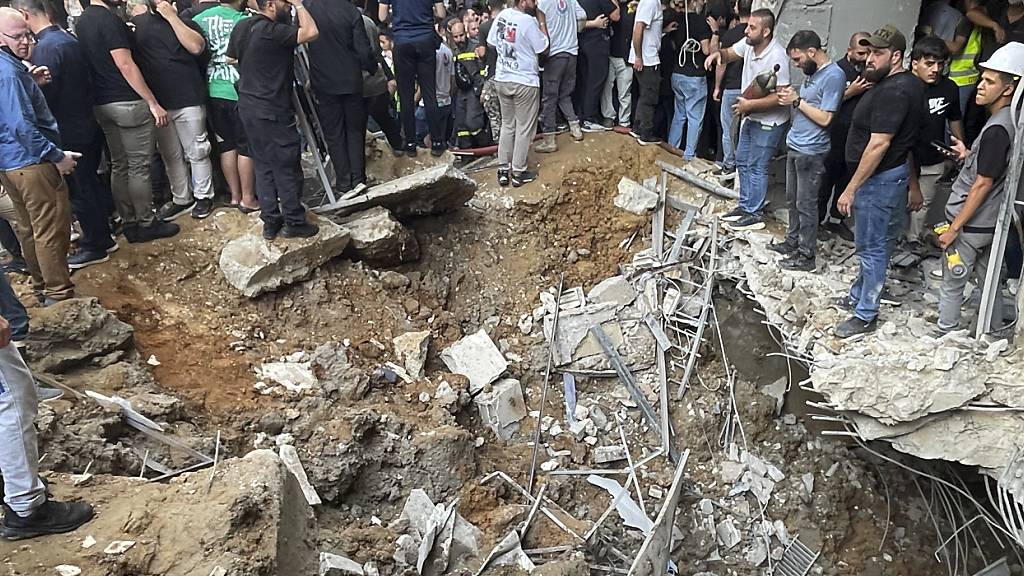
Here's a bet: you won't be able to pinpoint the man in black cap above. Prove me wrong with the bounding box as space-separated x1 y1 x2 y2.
834 24 925 338
227 0 319 240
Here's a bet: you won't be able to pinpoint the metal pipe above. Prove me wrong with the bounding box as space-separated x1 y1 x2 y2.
655 160 739 200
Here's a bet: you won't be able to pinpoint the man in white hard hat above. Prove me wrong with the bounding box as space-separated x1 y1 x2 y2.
935 41 1023 333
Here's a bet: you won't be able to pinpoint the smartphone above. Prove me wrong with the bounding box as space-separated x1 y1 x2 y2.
932 140 960 160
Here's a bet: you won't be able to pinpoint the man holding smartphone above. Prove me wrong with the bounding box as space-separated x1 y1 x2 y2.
908 36 964 248
936 42 1023 333
0 7 79 305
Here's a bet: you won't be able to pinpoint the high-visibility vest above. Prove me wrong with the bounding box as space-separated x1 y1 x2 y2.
950 26 981 87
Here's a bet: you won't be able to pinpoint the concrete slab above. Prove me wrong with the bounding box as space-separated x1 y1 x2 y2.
440 330 508 393
323 164 477 219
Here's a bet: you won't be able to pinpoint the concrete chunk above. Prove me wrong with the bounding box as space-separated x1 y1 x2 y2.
319 552 364 576
614 177 658 214
328 164 477 219
440 330 508 393
337 206 420 265
219 215 350 298
393 331 431 379
398 489 483 565
474 378 527 440
593 446 627 464
587 275 637 308
279 444 322 506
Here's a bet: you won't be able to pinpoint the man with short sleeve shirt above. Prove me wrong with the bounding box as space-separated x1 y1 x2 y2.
76 0 180 243
13 0 118 269
908 36 964 246
705 8 790 231
834 25 926 338
227 0 319 240
378 0 447 156
130 0 216 221
487 0 549 187
534 0 587 152
769 30 846 271
628 0 663 145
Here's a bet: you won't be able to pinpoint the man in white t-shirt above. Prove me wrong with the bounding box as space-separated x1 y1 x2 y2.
628 0 668 145
705 8 790 231
534 0 586 152
487 0 550 187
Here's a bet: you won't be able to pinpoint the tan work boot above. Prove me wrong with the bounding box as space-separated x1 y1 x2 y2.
534 133 558 153
569 120 583 141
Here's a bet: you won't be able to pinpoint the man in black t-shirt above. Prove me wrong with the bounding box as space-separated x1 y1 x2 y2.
834 25 925 338
599 0 634 128
227 0 319 239
76 0 180 242
129 0 216 221
819 31 870 233
664 0 714 160
712 0 747 173
907 36 963 246
576 0 618 131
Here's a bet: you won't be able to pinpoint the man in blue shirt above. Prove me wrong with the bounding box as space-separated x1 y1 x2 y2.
378 0 447 156
0 7 79 304
771 29 847 271
13 0 118 270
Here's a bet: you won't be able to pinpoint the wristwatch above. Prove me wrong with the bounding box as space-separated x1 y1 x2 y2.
792 97 802 109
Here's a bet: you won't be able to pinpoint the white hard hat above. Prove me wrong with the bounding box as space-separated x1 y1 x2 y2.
979 42 1024 78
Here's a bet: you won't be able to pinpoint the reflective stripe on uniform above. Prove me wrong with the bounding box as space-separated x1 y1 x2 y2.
950 26 981 86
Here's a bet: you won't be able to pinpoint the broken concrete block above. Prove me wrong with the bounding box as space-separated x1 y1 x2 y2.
720 461 745 484
716 518 741 549
587 275 637 308
398 490 482 565
23 297 133 373
319 552 364 576
933 347 959 371
394 534 418 566
337 206 420 265
219 215 350 298
393 331 431 379
614 177 658 214
329 164 477 219
474 378 527 440
279 444 322 506
440 330 508 393
258 361 317 394
593 446 627 464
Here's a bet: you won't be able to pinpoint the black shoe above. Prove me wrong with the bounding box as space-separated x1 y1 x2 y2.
512 170 538 187
1 257 28 275
192 199 214 219
128 221 180 244
599 118 615 129
430 146 445 157
156 201 195 221
263 222 283 240
834 316 877 339
879 288 902 307
121 224 140 243
67 249 109 270
780 254 816 272
282 222 319 238
0 500 94 541
497 169 510 187
636 135 662 146
726 213 765 231
767 241 797 255
404 144 418 157
721 206 745 223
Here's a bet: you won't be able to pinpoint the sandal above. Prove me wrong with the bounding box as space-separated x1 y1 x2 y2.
238 205 260 214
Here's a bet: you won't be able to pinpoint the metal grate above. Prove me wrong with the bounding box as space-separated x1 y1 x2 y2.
773 536 821 576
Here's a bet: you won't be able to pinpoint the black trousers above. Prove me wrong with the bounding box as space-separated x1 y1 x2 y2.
634 65 660 139
819 137 852 222
317 91 367 192
576 35 610 122
366 91 403 152
239 110 306 227
0 220 21 262
65 129 115 253
394 36 444 151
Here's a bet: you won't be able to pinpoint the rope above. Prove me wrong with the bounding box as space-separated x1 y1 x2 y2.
677 1 702 70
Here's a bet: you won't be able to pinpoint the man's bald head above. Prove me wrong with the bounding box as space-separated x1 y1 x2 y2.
850 31 870 49
847 31 871 66
0 7 27 30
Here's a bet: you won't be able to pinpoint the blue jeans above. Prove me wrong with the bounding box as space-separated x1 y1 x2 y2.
0 273 27 342
847 163 910 322
668 74 707 160
719 88 740 170
736 119 788 216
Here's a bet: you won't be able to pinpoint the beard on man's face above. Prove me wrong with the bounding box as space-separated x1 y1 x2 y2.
862 62 890 83
801 60 818 76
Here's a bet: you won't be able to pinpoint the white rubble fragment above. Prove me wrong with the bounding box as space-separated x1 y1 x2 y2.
745 538 768 566
699 499 714 516
540 460 560 472
319 552 365 576
825 462 840 478
146 354 160 366
81 535 96 549
720 461 745 484
56 566 81 576
394 534 418 566
398 490 482 564
209 568 227 576
258 361 317 394
392 331 431 379
419 392 431 403
765 462 785 483
103 540 136 555
279 444 322 506
440 330 508 393
593 445 627 464
614 177 659 214
568 418 593 439
587 275 638 308
802 473 815 495
649 485 665 499
549 423 563 437
573 404 591 421
517 315 534 335
474 378 527 440
434 381 458 407
933 347 959 371
488 531 536 572
589 405 609 429
363 563 380 576
584 436 599 446
985 339 1009 362
587 475 653 533
716 518 742 550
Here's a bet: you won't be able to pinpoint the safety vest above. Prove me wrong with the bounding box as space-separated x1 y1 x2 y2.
950 26 981 87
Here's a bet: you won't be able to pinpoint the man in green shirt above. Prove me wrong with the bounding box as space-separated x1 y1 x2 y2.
193 0 259 212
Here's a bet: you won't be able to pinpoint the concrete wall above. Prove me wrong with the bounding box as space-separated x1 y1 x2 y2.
756 0 924 61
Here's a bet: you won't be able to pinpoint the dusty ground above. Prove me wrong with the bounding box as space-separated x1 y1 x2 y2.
0 131 1014 575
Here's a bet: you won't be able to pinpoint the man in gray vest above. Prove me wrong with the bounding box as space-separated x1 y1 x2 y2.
936 41 1024 332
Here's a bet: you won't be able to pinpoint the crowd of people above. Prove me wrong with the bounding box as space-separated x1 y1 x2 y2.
0 0 1021 541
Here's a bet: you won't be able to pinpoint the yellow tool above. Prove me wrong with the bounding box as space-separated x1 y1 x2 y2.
934 224 968 279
